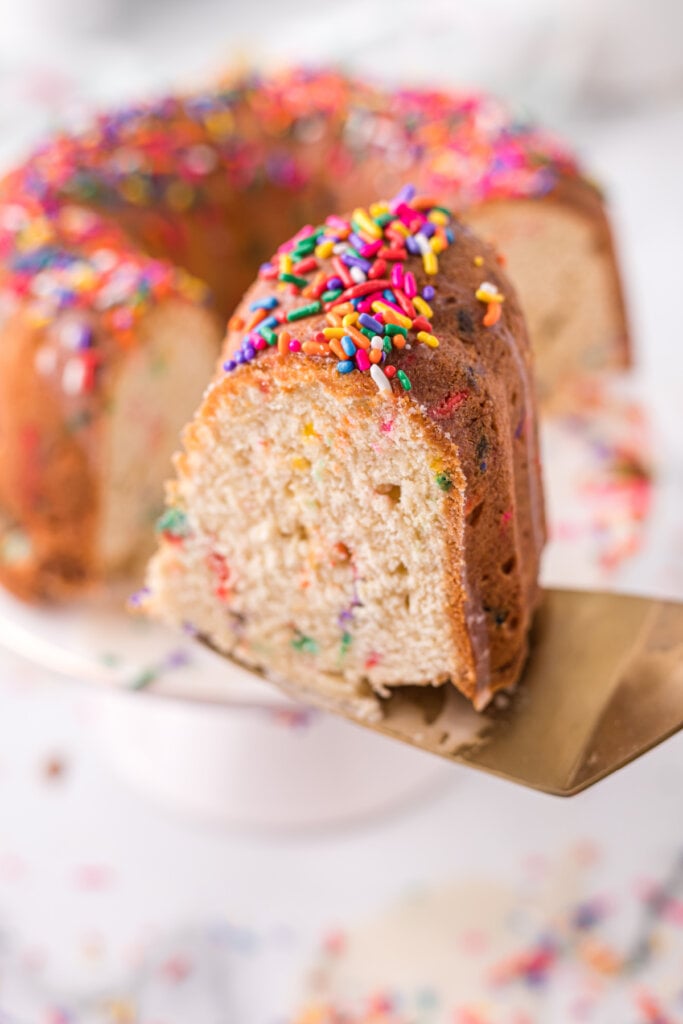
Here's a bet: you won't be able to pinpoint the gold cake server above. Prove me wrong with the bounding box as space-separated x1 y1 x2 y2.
269 589 683 797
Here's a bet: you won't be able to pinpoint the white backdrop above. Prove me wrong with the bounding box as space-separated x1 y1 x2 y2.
0 7 682 1023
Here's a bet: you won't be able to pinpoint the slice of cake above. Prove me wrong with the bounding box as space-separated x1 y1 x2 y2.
142 192 545 710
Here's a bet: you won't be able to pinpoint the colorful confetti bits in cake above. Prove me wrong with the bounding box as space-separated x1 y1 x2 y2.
156 506 191 541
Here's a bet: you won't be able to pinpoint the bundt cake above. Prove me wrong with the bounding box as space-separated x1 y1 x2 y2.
142 192 544 711
0 67 626 600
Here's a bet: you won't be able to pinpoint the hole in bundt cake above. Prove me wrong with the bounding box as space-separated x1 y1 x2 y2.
457 309 475 335
466 501 484 527
375 482 402 504
502 556 516 575
356 678 376 700
279 521 309 541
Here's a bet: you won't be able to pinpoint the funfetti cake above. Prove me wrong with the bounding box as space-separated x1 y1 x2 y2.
142 191 544 711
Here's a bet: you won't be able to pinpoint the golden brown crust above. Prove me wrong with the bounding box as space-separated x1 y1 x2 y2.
405 235 545 703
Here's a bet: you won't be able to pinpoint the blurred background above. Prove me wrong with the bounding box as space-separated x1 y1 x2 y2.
2 0 683 116
0 3 682 1022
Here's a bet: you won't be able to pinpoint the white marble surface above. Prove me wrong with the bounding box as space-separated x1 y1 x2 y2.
0 15 681 1024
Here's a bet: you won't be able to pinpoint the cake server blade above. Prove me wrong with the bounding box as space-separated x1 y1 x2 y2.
273 590 683 796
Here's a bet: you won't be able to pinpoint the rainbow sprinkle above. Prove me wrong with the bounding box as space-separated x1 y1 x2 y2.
222 186 456 394
0 196 209 347
476 280 506 328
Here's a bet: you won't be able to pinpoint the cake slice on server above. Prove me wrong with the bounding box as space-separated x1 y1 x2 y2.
142 190 545 711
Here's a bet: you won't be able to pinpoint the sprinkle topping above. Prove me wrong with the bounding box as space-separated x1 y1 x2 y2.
224 187 457 393
476 280 506 328
0 67 576 352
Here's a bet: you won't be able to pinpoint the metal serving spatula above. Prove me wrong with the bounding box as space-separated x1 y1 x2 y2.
271 589 683 796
